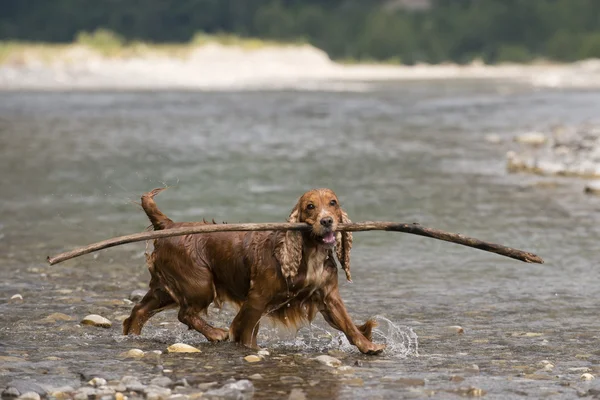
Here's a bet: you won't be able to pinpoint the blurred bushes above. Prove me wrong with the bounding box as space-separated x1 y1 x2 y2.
1 0 600 64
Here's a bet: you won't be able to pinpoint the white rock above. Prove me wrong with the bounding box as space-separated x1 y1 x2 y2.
17 392 40 400
88 377 107 387
515 132 547 145
288 388 307 400
9 294 24 303
581 373 595 381
81 314 112 328
257 350 270 357
314 355 342 367
244 355 262 363
584 181 600 195
484 134 502 144
543 363 554 371
121 349 145 358
144 386 171 400
445 325 464 335
167 343 201 353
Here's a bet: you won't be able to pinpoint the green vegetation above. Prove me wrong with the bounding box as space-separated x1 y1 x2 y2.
1 0 600 65
0 30 293 65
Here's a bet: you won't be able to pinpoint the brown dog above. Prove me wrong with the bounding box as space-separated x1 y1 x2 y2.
123 188 385 355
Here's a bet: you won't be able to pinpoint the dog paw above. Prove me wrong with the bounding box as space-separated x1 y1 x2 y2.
207 328 230 342
362 343 386 355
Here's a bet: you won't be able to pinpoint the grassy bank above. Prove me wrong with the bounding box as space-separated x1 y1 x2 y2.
0 29 303 66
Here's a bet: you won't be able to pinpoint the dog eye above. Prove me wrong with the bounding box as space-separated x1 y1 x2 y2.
329 200 337 206
306 204 315 210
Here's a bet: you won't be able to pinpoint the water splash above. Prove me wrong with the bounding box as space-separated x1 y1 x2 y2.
332 316 418 358
260 316 418 357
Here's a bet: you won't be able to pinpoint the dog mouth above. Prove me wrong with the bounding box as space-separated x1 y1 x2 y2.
319 231 337 246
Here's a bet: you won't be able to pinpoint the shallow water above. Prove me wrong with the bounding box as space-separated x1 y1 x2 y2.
1 82 599 399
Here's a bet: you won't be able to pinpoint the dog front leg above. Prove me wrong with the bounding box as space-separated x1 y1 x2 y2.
229 291 268 349
321 288 385 355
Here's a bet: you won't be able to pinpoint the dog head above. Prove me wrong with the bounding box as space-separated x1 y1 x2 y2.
276 189 353 281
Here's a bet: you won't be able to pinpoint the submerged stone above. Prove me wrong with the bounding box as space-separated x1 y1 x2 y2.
244 355 261 363
167 343 201 353
121 349 145 358
507 124 600 178
314 355 342 367
81 314 112 328
9 294 23 303
581 373 595 381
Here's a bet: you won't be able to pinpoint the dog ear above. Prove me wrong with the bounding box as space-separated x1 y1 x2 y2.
275 204 303 280
335 208 353 282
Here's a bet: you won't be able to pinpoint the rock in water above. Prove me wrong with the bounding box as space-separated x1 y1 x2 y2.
514 132 547 145
581 373 595 381
81 314 112 328
507 124 600 178
17 392 40 400
204 380 254 399
314 355 342 367
584 181 600 195
121 349 145 358
167 343 201 353
9 294 23 303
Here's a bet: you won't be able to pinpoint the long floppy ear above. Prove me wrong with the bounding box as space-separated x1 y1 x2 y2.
335 208 353 282
275 204 303 280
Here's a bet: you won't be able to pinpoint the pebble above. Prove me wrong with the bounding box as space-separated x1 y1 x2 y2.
466 364 480 374
150 376 173 388
48 386 75 399
41 312 74 323
515 132 547 145
120 376 146 392
167 343 201 353
144 386 172 400
196 382 219 391
314 355 342 367
288 388 307 400
122 349 145 358
168 395 188 400
204 380 254 399
543 363 555 371
248 374 264 380
88 377 107 387
484 134 502 144
244 355 261 363
584 181 600 195
130 289 147 302
115 393 125 400
2 387 20 398
17 393 40 400
9 294 23 303
81 314 112 328
445 325 464 335
4 382 46 398
581 373 595 381
257 349 270 357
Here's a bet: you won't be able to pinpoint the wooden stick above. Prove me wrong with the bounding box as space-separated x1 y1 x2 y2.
47 221 544 265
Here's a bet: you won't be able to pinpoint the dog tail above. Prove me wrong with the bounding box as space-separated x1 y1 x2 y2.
141 188 173 230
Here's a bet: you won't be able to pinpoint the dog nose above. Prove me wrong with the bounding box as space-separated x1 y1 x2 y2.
320 217 333 227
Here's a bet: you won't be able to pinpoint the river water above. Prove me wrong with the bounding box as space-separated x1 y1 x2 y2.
1 82 599 399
